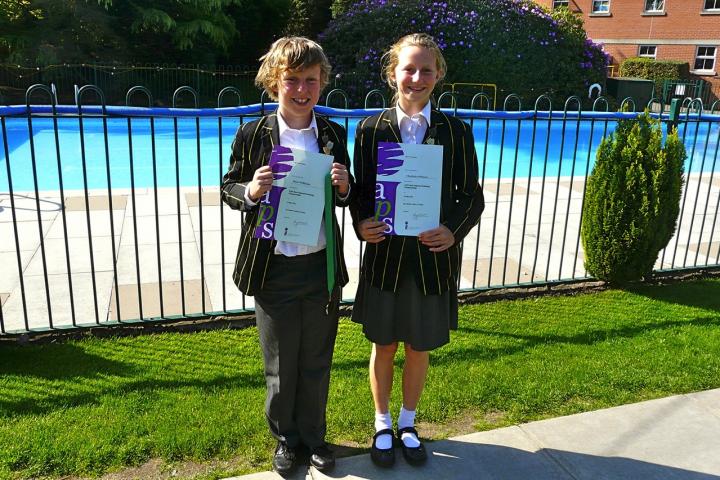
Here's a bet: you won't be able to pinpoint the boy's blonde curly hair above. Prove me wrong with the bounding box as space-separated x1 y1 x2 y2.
255 37 332 101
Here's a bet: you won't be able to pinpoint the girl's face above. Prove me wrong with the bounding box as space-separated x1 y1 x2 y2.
391 45 442 114
275 64 321 129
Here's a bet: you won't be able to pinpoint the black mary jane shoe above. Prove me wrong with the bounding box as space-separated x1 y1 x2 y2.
397 426 428 465
370 428 396 468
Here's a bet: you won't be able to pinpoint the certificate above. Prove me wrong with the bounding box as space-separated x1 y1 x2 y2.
253 145 332 245
375 141 443 236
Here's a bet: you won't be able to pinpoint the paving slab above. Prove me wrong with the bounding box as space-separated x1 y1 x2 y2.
521 393 720 479
227 390 720 480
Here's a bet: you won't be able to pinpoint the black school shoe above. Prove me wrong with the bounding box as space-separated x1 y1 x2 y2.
397 426 427 465
310 444 336 472
272 441 297 476
370 428 396 468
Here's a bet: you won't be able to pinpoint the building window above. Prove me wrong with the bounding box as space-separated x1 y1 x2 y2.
704 0 720 11
592 0 610 13
644 0 664 12
553 0 569 8
638 45 657 59
694 46 717 72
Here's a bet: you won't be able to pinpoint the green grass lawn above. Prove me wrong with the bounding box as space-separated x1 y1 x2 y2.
2 278 720 479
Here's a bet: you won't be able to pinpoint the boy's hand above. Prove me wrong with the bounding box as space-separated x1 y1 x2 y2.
248 166 273 202
359 218 387 243
419 225 455 252
331 163 349 195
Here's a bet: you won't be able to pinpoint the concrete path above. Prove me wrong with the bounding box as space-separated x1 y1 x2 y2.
227 389 720 480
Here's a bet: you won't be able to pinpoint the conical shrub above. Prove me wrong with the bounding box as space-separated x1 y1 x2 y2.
581 112 685 284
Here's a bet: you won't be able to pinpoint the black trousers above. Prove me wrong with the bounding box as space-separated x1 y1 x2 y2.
254 250 339 449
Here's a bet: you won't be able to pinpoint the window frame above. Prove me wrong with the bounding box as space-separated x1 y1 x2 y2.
693 45 717 73
643 0 664 13
638 45 658 59
591 0 611 14
552 0 569 8
703 0 720 12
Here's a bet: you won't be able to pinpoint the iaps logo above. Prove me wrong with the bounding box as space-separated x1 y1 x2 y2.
374 142 403 234
254 146 294 240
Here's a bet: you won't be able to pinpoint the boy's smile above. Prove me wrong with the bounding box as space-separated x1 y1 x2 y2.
276 65 321 129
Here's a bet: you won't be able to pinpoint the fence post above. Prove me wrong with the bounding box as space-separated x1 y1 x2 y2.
668 98 680 131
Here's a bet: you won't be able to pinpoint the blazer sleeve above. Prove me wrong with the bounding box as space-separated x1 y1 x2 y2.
327 120 355 208
221 123 256 212
442 119 485 243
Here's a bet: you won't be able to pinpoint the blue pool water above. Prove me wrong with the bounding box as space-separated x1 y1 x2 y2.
1 116 718 191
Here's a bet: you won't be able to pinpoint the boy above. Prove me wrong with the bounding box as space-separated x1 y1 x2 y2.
221 37 352 475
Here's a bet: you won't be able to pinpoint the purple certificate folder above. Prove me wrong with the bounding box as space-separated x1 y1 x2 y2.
374 141 443 236
253 145 332 244
253 145 293 240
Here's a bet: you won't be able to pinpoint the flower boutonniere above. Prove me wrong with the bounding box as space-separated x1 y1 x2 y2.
425 126 437 145
322 134 334 155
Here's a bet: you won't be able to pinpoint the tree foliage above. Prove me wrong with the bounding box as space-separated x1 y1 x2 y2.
581 113 685 284
0 0 293 66
285 0 332 37
319 0 609 104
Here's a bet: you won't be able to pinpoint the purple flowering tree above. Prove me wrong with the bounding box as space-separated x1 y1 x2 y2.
319 0 609 106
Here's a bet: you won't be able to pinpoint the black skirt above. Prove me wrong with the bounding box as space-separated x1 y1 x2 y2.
351 266 458 352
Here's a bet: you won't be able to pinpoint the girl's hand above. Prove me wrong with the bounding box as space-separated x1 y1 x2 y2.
359 218 387 243
331 163 349 195
247 166 273 202
419 225 455 252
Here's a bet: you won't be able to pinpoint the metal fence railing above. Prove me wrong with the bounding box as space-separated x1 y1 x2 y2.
1 86 719 335
0 63 259 107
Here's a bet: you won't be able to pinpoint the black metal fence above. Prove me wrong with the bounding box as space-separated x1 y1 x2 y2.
0 63 259 107
1 85 719 335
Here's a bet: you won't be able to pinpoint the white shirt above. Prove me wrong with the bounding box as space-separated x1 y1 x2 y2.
244 112 326 256
396 102 432 145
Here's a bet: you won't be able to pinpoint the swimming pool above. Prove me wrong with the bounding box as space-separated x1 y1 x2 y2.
1 110 719 192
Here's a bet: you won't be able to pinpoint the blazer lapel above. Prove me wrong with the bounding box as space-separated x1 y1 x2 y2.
260 113 280 161
424 109 444 144
381 108 402 143
316 117 334 155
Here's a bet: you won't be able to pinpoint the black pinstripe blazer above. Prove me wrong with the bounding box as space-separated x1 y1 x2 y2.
349 108 484 295
221 112 352 296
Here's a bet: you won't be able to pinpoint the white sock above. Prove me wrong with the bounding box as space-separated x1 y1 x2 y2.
398 406 420 448
374 411 393 450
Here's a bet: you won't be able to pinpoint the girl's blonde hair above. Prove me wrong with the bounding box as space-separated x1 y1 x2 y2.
381 33 447 102
255 37 332 101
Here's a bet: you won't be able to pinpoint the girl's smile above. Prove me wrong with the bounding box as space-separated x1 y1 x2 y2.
391 45 443 115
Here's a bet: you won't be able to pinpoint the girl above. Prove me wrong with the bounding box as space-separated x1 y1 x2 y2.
222 37 352 475
350 33 484 467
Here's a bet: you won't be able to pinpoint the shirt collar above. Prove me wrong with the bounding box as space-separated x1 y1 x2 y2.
277 111 318 138
396 102 432 128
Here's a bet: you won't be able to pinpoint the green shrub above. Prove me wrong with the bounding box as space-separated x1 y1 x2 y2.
619 57 690 99
581 112 685 284
319 0 609 106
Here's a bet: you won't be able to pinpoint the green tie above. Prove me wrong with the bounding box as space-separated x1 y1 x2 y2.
324 173 335 295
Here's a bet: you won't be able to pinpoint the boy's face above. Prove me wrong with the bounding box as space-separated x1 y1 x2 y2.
275 64 322 129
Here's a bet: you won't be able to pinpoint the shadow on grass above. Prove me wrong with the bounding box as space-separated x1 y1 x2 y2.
626 279 720 313
0 343 265 417
437 315 720 368
330 315 720 371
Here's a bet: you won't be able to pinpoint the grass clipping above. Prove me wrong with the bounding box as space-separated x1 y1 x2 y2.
581 112 685 284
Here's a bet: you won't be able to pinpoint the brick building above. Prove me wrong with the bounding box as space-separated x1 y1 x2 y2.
534 0 720 104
